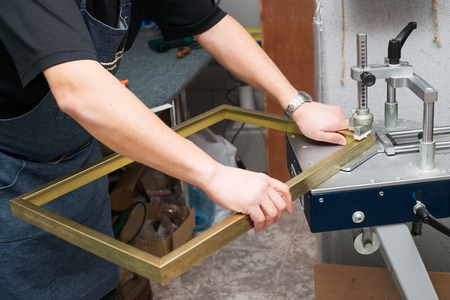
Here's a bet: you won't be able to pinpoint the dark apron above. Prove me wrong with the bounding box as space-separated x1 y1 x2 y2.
0 0 131 298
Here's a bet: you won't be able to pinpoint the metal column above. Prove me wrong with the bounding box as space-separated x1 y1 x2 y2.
375 224 438 299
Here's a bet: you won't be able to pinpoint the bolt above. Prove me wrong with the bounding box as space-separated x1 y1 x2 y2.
364 243 373 250
379 191 384 196
352 211 365 224
319 198 324 203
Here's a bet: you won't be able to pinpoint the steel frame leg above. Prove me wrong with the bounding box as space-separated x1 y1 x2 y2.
375 224 438 300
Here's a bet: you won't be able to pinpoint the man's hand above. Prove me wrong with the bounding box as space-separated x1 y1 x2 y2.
292 101 349 145
196 16 349 146
202 165 293 234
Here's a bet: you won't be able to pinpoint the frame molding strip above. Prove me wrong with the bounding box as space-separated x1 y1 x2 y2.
10 105 373 285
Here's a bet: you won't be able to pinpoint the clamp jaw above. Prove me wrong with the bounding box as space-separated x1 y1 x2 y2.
349 22 438 170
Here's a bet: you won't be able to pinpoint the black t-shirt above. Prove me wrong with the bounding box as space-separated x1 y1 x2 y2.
0 0 226 118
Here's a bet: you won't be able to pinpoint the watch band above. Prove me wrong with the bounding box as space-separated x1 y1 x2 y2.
284 91 312 119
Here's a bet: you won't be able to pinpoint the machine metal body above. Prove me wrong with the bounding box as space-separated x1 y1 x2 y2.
349 22 437 171
286 22 446 299
287 22 448 233
286 120 450 233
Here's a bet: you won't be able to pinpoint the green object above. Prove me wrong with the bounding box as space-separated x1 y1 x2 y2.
112 210 130 237
148 37 194 53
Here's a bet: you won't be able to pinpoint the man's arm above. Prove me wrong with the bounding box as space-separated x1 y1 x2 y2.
195 15 349 145
43 59 292 233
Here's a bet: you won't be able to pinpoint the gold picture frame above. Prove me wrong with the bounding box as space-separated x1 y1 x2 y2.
10 105 373 285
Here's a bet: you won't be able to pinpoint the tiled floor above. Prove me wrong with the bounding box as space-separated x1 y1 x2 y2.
150 200 321 300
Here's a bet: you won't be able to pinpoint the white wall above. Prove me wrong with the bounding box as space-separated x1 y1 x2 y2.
218 0 261 28
316 0 450 272
317 0 449 125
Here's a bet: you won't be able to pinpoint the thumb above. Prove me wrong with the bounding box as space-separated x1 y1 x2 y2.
321 132 347 145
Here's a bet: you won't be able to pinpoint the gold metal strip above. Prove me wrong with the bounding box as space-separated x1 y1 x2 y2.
10 198 163 282
287 134 374 199
25 154 132 206
10 105 372 285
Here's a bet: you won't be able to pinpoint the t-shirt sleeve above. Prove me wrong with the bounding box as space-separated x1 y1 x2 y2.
146 0 227 41
0 0 98 88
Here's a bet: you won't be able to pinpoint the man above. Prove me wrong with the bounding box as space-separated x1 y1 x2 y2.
0 0 348 299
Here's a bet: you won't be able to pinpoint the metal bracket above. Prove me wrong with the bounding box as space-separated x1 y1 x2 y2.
10 105 373 285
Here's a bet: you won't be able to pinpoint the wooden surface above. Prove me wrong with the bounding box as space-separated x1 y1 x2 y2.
260 0 315 181
314 263 450 300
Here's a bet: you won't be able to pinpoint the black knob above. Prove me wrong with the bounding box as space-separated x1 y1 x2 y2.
388 22 417 64
361 72 376 86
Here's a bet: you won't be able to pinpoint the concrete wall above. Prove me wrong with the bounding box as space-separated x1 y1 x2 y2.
316 0 450 272
316 0 449 125
218 0 261 28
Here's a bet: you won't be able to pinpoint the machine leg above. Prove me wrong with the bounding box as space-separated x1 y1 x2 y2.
374 224 438 300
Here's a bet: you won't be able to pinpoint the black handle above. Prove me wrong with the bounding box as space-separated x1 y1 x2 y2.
388 22 417 64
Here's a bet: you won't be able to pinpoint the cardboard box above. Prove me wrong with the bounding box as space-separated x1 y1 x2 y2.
110 163 145 211
119 203 195 258
314 263 450 299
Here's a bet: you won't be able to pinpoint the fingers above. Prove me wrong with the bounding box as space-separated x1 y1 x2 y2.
250 180 292 234
319 131 347 145
206 167 294 234
293 102 350 146
270 179 292 214
248 205 266 234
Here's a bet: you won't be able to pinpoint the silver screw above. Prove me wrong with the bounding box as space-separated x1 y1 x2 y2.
379 191 384 196
352 211 365 223
319 198 324 203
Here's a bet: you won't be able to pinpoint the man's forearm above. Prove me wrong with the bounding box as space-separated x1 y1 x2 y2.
195 15 298 109
43 58 293 233
43 59 219 190
196 15 349 145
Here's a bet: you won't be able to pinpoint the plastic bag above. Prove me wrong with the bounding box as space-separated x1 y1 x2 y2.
188 128 237 167
188 128 237 231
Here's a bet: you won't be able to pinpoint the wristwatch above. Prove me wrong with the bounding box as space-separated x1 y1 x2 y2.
284 91 312 119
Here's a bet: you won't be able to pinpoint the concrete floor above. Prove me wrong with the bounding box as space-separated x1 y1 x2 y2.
150 200 321 300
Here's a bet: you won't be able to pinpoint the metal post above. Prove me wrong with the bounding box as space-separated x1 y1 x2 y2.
385 83 398 128
357 33 368 111
420 102 435 170
374 224 438 300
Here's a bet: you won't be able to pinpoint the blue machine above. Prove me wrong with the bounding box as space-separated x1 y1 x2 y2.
286 126 450 233
286 22 450 235
285 22 449 299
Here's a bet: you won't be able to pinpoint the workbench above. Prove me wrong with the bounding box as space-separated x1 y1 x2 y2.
116 29 213 113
